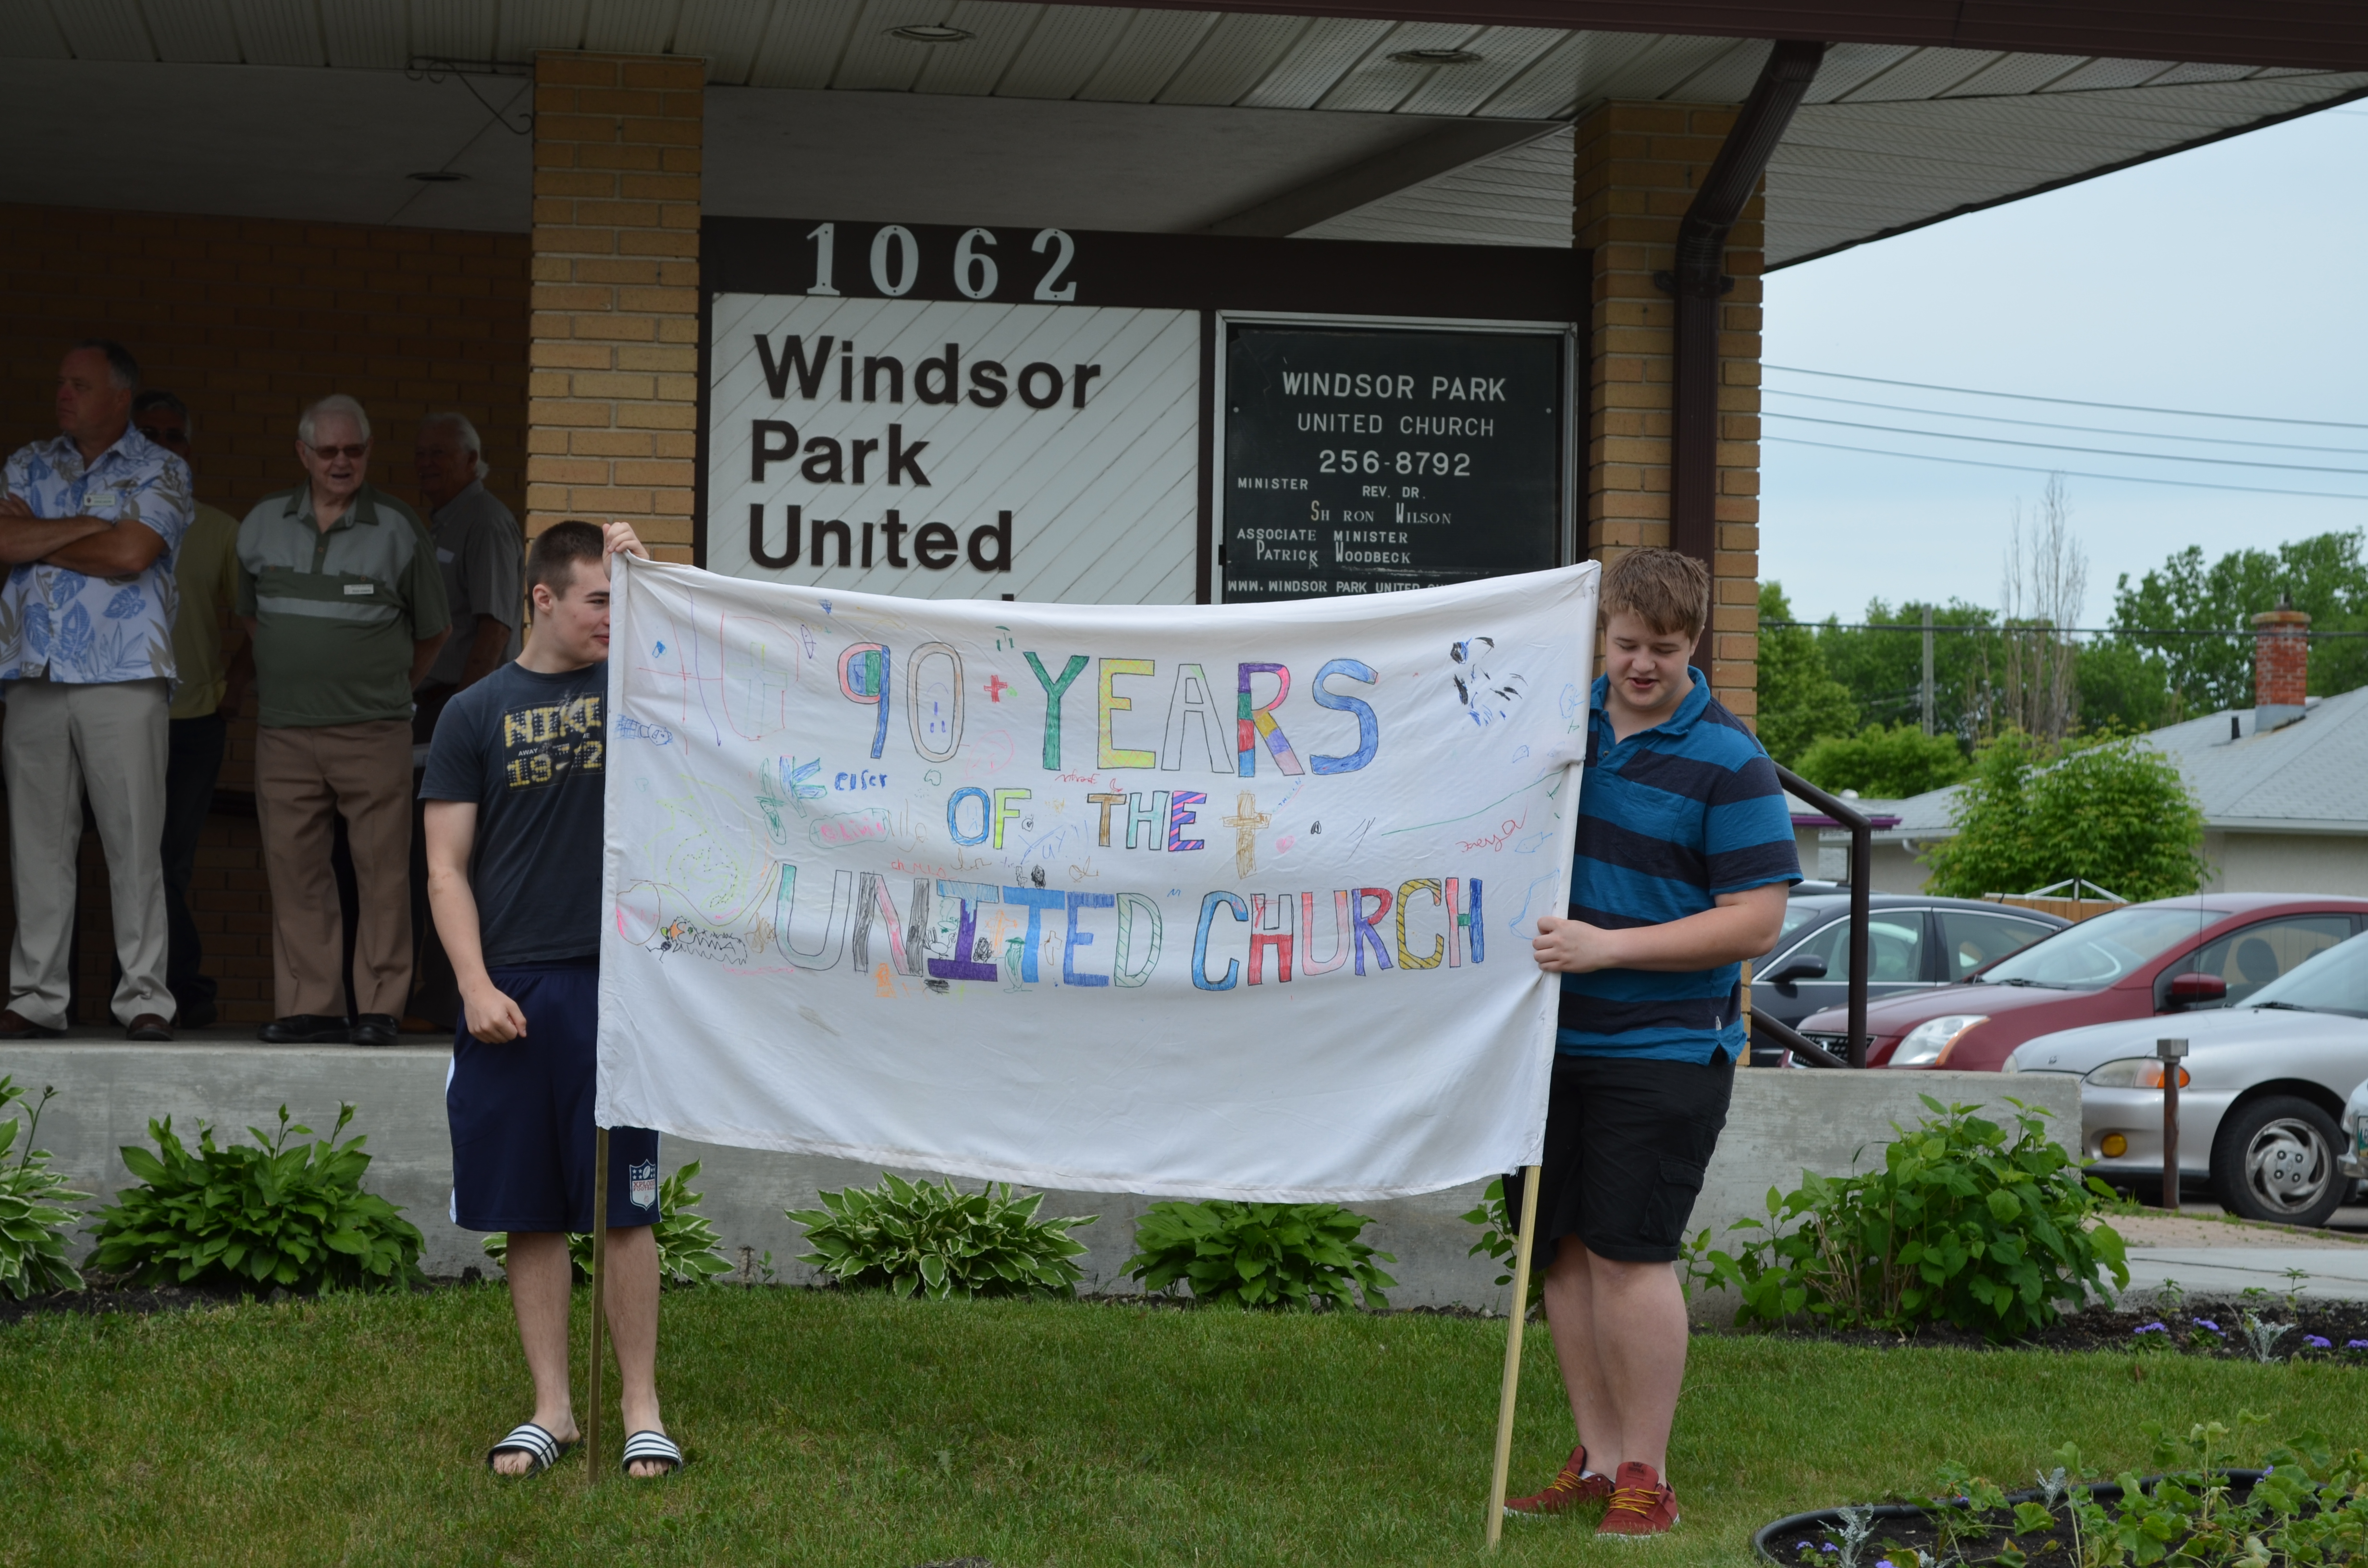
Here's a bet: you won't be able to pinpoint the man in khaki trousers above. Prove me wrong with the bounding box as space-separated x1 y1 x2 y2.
236 394 448 1047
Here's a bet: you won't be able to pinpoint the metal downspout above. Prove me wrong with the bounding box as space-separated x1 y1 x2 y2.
1658 40 1826 598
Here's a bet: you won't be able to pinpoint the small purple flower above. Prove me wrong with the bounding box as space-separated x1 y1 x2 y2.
2348 1339 2368 1350
2134 1322 2167 1334
2194 1319 2221 1333
1877 1560 1897 1568
2307 1335 2332 1349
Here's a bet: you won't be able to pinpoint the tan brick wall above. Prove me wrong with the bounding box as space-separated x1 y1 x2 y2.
528 52 703 562
0 204 530 538
1574 102 1763 724
0 202 532 1025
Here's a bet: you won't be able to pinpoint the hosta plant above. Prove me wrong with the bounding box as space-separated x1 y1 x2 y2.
89 1103 423 1292
0 1078 87 1298
790 1173 1093 1300
1125 1200 1395 1311
483 1161 734 1288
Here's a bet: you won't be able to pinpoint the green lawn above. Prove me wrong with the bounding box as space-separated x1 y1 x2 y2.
1 1286 2363 1567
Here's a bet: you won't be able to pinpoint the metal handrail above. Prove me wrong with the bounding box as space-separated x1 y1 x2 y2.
1773 764 1870 1067
1750 1009 1851 1070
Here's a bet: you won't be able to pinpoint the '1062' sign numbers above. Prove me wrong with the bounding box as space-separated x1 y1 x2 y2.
802 221 1080 304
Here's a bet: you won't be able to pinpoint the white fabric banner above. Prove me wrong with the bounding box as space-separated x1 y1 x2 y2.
596 558 1598 1200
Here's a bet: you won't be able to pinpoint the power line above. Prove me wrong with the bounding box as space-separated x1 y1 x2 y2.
1764 622 2368 639
1764 364 2368 431
1764 435 2368 501
1764 387 2368 457
1765 412 2368 476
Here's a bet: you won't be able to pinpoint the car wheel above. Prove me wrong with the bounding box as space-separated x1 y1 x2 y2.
2210 1096 2347 1229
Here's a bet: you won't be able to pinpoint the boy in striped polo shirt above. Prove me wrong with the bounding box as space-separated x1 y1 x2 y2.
1506 548 1799 1538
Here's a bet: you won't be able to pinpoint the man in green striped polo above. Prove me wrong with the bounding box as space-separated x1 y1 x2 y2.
236 394 449 1048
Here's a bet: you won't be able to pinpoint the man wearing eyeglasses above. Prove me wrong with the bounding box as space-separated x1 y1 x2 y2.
131 391 250 1031
0 341 192 1041
235 394 449 1048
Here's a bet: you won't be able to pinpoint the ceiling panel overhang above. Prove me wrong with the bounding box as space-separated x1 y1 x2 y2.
1060 2 2368 75
0 1 2359 272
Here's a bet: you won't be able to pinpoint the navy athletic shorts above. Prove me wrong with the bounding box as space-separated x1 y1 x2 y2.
446 960 662 1234
1510 1054 1735 1266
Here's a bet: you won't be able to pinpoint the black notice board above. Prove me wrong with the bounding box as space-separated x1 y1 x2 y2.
1220 323 1566 604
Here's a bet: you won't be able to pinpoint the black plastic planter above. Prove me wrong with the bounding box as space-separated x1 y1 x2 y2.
1752 1471 2267 1564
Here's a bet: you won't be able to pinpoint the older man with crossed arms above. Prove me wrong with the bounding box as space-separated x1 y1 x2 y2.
0 340 192 1041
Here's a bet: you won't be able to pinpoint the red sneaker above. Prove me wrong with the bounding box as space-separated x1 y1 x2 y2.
1503 1446 1614 1517
1596 1461 1680 1538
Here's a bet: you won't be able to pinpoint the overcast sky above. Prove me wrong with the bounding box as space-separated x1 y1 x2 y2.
1759 101 2368 626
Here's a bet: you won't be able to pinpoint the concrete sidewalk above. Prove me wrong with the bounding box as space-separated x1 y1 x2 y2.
2110 1210 2368 1303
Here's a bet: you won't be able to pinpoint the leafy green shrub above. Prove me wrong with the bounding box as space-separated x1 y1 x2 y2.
1690 1095 2127 1341
1125 1200 1395 1311
790 1174 1093 1300
1923 727 2207 901
1794 722 1967 798
483 1161 735 1288
1460 1177 1543 1311
0 1078 87 1298
89 1104 422 1292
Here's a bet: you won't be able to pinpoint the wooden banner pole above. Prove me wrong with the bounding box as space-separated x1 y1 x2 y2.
586 1125 611 1484
1485 1163 1544 1549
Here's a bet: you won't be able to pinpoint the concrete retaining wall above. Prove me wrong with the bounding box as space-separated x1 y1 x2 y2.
7 1041 2077 1309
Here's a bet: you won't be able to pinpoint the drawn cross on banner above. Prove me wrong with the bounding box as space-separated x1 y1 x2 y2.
1221 791 1271 879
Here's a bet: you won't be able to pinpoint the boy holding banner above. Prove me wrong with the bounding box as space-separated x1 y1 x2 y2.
422 519 685 1480
1508 548 1797 1538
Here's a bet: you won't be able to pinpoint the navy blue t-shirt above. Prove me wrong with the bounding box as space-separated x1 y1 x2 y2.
1558 668 1800 1064
420 659 607 968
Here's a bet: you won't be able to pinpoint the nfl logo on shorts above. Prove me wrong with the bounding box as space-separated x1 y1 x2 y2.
629 1160 659 1210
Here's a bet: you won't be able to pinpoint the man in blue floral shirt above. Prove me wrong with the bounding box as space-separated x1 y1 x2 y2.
0 340 193 1040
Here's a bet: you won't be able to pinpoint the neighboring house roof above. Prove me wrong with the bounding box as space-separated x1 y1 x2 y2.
1850 686 2368 847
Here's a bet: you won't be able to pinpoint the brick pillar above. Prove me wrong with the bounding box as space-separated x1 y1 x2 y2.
1574 102 1763 725
2253 600 2310 730
528 52 703 561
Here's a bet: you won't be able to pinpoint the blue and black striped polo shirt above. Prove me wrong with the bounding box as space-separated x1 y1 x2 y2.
1558 669 1800 1064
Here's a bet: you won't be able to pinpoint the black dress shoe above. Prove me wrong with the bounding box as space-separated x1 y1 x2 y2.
257 1014 349 1044
348 1014 401 1048
0 1009 64 1040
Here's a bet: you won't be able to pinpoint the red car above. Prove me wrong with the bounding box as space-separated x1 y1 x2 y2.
1797 895 2368 1071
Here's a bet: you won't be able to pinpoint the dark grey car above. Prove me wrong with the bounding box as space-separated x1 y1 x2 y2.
1747 894 2069 1063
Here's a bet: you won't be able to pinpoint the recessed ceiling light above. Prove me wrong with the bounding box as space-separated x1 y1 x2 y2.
888 23 973 43
407 170 468 183
1390 48 1482 65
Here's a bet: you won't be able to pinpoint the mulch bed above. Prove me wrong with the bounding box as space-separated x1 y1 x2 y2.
0 1270 488 1327
1699 1299 2368 1360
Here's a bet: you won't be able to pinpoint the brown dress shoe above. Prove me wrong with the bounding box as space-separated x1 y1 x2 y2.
126 1014 174 1041
0 1009 63 1040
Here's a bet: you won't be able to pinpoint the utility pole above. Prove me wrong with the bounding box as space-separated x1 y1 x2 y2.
1921 605 1936 735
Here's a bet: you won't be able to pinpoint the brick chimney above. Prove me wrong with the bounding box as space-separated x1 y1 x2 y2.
2252 596 2309 733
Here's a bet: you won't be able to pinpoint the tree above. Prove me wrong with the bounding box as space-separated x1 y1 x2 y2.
1755 581 1855 768
1922 730 2207 902
1995 474 2086 742
2108 529 2368 713
1794 723 1968 798
2074 639 2181 734
1817 597 1998 744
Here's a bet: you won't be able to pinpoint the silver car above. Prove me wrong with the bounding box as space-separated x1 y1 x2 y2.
2345 1076 2368 1185
2003 929 2368 1228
